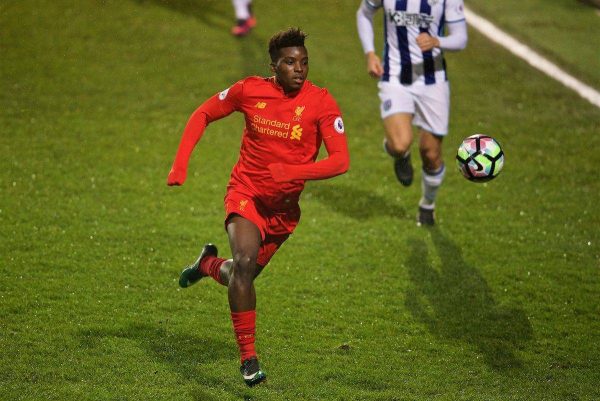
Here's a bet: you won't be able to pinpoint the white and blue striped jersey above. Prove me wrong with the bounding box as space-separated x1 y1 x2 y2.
359 0 466 85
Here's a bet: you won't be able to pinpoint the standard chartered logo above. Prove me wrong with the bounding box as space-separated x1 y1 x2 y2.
290 125 302 141
250 114 303 141
251 114 290 138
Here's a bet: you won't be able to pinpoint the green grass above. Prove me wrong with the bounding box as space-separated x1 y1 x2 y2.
1 0 599 400
466 0 600 89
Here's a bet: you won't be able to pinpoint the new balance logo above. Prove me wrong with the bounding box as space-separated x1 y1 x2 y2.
290 124 302 140
255 102 267 109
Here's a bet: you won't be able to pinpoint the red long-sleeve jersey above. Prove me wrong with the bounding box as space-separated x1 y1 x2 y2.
168 76 349 208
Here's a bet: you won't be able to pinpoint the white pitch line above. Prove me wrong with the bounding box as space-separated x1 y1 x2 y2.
464 7 600 109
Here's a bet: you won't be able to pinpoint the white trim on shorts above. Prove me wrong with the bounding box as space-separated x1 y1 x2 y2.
378 79 450 136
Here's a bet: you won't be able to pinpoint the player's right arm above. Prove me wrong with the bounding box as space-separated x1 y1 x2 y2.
356 0 384 78
167 81 243 186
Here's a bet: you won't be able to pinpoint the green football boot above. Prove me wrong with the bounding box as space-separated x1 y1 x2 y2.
178 243 218 288
240 357 267 387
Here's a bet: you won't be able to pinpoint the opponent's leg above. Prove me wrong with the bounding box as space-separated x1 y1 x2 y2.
231 0 256 37
383 113 414 186
226 215 266 386
418 130 445 226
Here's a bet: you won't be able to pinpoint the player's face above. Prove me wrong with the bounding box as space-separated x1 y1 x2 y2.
271 46 309 94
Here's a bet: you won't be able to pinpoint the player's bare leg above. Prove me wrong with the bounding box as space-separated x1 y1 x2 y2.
215 258 263 286
226 215 267 386
418 130 445 226
178 215 266 386
383 113 414 186
226 215 261 312
179 254 263 288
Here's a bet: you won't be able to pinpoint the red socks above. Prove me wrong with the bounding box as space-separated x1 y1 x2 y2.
199 255 226 285
231 310 257 363
200 258 257 363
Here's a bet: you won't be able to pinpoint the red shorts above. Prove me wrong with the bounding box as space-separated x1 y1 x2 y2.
224 188 301 267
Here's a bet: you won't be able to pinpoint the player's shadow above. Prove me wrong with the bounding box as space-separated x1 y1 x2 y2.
79 322 251 399
305 182 409 221
132 0 230 30
405 229 533 370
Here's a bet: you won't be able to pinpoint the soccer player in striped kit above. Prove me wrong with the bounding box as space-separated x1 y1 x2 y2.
167 28 349 386
357 0 467 225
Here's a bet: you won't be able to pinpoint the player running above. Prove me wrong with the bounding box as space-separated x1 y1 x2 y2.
167 28 349 387
231 0 256 37
356 0 467 225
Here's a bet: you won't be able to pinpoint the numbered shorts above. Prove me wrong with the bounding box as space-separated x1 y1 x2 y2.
378 80 450 136
224 189 301 267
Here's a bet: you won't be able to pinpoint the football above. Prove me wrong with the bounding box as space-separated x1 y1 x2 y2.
456 134 504 182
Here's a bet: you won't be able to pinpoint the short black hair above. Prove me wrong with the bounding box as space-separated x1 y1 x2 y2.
268 27 307 62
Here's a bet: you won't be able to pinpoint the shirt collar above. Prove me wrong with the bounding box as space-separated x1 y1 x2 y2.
268 76 304 98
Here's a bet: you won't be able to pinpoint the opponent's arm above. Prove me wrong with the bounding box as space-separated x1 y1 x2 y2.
356 0 384 78
268 133 349 183
437 20 468 51
416 20 468 51
167 85 241 186
417 0 468 52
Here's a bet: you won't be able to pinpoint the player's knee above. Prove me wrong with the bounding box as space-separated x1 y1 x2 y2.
232 253 258 281
420 147 441 169
387 137 411 156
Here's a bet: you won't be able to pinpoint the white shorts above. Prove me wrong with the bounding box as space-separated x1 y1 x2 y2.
378 80 450 136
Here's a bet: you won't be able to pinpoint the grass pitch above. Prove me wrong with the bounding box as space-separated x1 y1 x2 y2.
1 1 599 400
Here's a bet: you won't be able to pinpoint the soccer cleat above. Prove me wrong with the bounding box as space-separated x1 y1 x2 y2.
383 139 413 186
417 206 435 226
178 243 218 288
240 357 267 387
246 16 257 28
393 153 413 186
231 16 257 37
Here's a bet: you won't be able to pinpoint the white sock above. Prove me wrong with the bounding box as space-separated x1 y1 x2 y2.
232 0 251 20
419 164 445 209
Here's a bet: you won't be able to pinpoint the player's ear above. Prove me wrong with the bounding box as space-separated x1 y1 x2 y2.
269 62 276 73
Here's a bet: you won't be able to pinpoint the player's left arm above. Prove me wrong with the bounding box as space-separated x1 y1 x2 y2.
268 94 349 183
416 0 468 52
268 131 349 183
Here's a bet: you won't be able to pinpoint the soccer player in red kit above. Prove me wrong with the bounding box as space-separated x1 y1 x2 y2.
167 28 349 387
